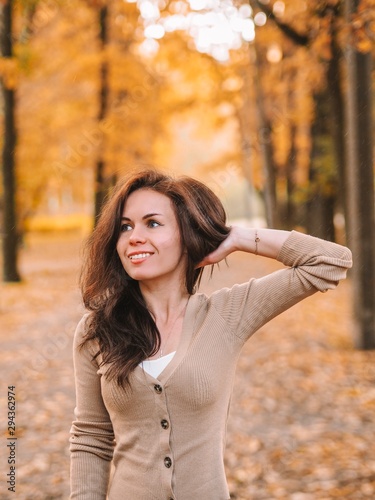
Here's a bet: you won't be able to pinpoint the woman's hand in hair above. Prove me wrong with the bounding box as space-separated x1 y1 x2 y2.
196 227 238 268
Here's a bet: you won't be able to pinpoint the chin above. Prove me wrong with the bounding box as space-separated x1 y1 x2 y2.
126 270 157 282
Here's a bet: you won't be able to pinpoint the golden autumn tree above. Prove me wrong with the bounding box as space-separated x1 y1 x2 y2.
103 1 164 176
344 0 375 349
0 0 20 282
142 0 332 230
84 0 110 221
16 0 99 230
0 0 42 279
250 0 375 348
245 0 340 237
77 0 169 220
131 4 267 222
12 0 167 231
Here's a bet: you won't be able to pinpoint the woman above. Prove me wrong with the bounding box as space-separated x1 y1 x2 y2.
70 169 352 500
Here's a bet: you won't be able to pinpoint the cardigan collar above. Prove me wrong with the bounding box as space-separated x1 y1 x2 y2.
134 292 203 385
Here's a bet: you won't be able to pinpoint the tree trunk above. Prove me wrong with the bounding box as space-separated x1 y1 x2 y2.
327 23 347 231
236 63 263 222
252 45 278 228
1 1 21 282
94 5 109 223
306 191 335 241
307 91 336 241
285 123 297 229
344 0 375 349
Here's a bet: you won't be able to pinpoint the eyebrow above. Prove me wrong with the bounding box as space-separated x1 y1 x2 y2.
121 213 163 221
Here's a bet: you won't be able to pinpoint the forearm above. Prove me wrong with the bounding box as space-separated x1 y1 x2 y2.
70 451 111 499
199 226 291 267
70 315 115 499
200 225 351 269
232 227 290 259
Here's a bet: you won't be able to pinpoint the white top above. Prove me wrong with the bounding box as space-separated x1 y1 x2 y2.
140 351 176 379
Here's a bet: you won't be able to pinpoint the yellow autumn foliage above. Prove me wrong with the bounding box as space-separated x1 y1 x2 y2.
0 0 366 231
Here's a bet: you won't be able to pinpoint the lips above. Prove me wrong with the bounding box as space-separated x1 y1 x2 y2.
128 252 153 261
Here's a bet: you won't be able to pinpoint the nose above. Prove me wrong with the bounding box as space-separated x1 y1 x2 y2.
129 225 147 245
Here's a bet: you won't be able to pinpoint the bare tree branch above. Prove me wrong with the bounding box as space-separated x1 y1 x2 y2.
250 0 309 46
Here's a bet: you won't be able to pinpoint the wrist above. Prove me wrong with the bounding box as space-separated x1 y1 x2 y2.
254 228 260 255
228 226 241 253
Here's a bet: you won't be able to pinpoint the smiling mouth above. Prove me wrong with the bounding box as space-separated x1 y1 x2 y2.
128 252 153 261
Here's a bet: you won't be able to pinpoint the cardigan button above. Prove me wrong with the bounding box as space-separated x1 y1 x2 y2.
164 456 172 468
154 384 162 393
161 419 169 429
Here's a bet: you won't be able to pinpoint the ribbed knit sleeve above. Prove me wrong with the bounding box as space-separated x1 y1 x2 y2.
210 231 352 343
70 314 115 499
277 231 352 291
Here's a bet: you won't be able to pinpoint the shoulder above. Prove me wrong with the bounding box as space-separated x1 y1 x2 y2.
194 280 254 314
73 312 95 350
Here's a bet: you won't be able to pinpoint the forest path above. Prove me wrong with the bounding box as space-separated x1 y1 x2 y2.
0 232 374 499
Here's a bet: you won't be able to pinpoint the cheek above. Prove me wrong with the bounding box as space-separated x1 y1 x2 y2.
161 236 183 257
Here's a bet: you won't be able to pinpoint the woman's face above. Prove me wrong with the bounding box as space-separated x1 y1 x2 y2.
116 188 186 287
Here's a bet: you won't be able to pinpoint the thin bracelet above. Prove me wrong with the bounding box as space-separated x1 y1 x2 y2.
254 230 260 255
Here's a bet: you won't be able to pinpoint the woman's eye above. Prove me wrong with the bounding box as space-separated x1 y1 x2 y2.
120 223 132 232
148 220 161 228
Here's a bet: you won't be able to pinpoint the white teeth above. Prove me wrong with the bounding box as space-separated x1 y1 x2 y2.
129 253 152 260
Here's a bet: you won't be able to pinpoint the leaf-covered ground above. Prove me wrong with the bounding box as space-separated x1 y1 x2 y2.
0 232 374 499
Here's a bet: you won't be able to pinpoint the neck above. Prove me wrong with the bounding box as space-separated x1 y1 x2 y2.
140 283 190 323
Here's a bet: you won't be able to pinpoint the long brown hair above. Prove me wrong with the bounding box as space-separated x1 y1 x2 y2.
80 168 230 386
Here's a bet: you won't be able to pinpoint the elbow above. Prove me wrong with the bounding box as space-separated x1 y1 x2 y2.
70 434 115 462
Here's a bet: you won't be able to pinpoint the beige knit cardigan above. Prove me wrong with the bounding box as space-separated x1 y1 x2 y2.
70 231 352 500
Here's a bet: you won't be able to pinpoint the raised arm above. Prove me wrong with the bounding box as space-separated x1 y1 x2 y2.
198 226 290 266
207 229 352 343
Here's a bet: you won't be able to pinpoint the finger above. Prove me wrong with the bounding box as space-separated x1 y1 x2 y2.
195 258 211 269
196 251 220 268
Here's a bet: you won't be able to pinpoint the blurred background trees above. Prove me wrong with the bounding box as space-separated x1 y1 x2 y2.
0 0 374 346
1 0 19 281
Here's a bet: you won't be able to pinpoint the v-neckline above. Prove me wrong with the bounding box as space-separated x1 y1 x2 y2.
135 293 200 384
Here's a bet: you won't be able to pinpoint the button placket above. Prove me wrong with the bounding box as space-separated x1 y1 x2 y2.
151 381 174 498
